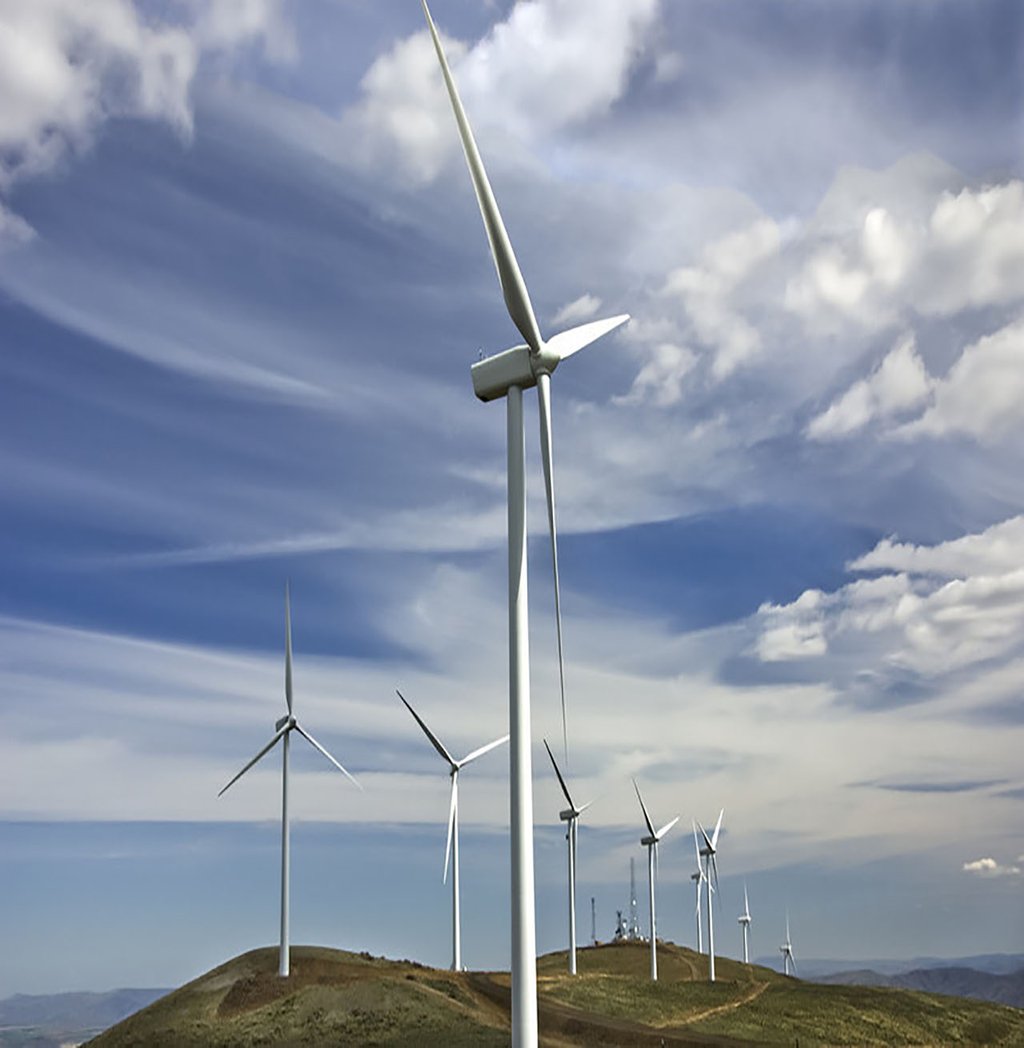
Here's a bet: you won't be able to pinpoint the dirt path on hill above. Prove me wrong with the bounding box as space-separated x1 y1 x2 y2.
684 980 770 1024
466 972 756 1047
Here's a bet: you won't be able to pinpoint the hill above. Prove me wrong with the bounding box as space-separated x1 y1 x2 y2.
0 988 167 1048
87 941 1024 1047
816 966 1024 1008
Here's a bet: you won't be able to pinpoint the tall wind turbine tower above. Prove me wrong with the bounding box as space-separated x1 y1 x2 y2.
543 739 590 975
423 5 629 1042
629 857 641 941
218 584 360 978
738 883 752 964
695 810 724 982
633 780 679 981
780 912 797 976
397 690 508 971
691 831 705 953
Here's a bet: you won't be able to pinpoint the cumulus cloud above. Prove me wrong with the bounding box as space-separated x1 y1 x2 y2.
664 217 780 378
0 0 291 235
614 341 696 407
899 317 1024 442
808 334 932 439
340 0 661 182
754 516 1024 679
963 857 1021 877
552 292 602 327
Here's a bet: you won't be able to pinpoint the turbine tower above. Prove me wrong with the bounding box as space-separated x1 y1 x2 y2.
543 739 591 975
423 5 629 1043
780 912 797 976
633 779 679 981
218 583 360 978
691 867 704 953
738 883 752 964
695 810 724 982
397 690 508 971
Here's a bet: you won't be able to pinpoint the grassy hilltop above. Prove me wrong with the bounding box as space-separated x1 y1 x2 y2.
88 940 1024 1047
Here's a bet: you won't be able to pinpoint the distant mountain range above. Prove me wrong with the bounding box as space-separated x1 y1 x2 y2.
816 966 1024 1008
0 987 168 1048
754 952 1024 978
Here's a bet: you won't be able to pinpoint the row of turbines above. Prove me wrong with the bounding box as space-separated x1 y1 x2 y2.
218 586 799 986
225 2 791 1045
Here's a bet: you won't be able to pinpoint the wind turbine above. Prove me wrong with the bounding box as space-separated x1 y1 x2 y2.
633 779 679 981
397 689 508 972
691 850 705 953
738 883 752 964
695 809 724 982
218 583 360 978
422 4 629 1043
543 739 591 975
780 912 797 976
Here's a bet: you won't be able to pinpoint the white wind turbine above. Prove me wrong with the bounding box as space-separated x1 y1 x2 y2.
738 882 752 964
633 779 679 981
218 583 360 979
397 689 508 972
780 912 797 976
695 809 724 982
691 837 705 953
543 739 591 976
423 4 629 1043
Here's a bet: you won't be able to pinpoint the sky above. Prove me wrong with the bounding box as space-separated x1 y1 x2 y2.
1 0 1023 996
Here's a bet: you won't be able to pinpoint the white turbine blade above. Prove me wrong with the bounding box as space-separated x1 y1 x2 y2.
284 581 293 715
709 853 721 903
543 737 575 810
744 882 750 917
786 911 791 942
218 725 287 797
654 815 680 841
697 818 714 853
459 732 509 767
443 775 457 884
546 314 630 363
576 800 593 815
537 373 568 768
632 779 656 838
397 689 456 767
693 820 703 865
293 723 361 790
710 808 724 849
422 1 544 354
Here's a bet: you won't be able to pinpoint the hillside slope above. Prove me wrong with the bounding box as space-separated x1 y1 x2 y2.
88 941 1024 1047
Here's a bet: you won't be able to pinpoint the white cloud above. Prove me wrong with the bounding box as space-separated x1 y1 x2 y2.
963 857 1021 877
0 0 291 231
664 217 780 378
340 0 661 182
900 317 1024 441
552 292 602 327
808 334 933 439
754 517 1024 678
614 341 696 407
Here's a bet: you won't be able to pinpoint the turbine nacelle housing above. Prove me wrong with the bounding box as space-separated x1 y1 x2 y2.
471 343 554 402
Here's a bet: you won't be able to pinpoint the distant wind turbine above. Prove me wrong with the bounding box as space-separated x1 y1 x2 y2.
780 912 797 976
543 739 591 975
397 690 508 971
738 883 752 964
695 810 724 982
422 3 629 1042
691 834 705 953
218 583 360 979
633 779 679 981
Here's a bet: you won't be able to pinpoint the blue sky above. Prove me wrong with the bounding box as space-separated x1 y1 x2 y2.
1 0 1023 995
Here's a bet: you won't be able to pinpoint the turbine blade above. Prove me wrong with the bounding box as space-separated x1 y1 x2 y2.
697 818 714 853
537 373 568 769
443 774 457 884
459 733 509 767
744 882 750 917
711 808 724 849
632 779 655 839
546 314 630 362
293 723 361 790
284 581 293 715
655 815 680 841
543 738 574 809
422 1 544 354
576 799 593 815
218 726 287 797
693 820 703 865
396 690 456 767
